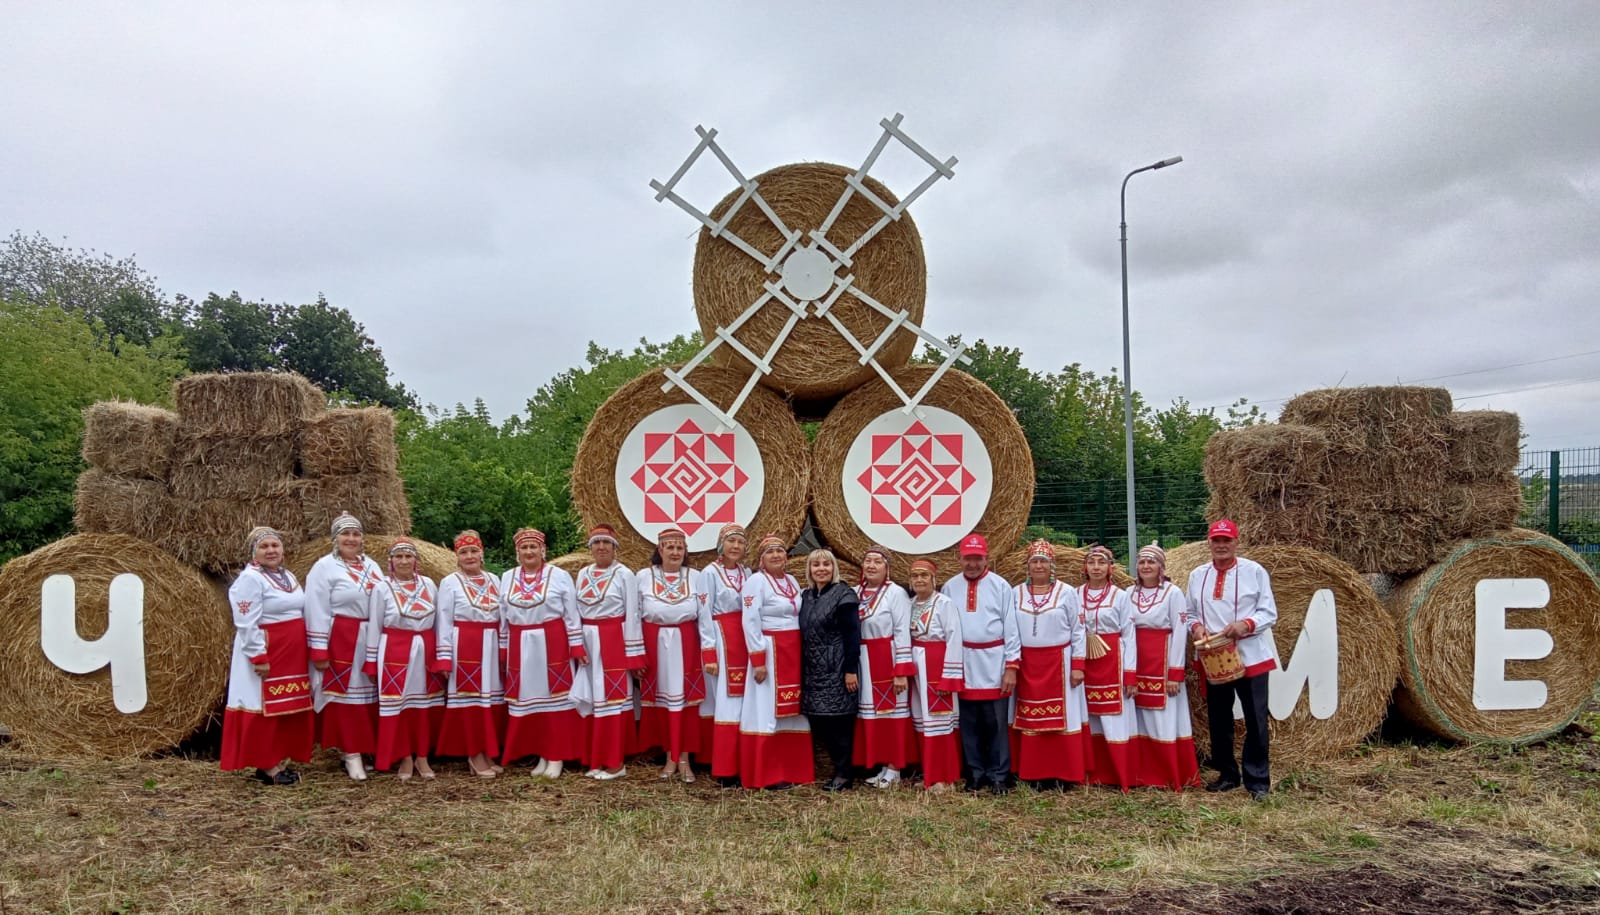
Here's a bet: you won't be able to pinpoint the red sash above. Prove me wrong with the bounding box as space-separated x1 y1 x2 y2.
862 636 898 713
261 618 313 717
766 629 802 717
320 614 363 697
451 619 497 697
1084 631 1125 716
714 612 748 698
913 638 956 714
641 619 706 704
507 619 574 699
1015 644 1068 733
1134 628 1172 710
584 617 633 703
380 627 437 699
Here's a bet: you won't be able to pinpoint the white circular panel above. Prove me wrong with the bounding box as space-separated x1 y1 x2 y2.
780 246 837 301
840 406 994 554
615 404 766 552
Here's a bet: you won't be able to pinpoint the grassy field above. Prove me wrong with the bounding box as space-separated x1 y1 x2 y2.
3 722 1600 914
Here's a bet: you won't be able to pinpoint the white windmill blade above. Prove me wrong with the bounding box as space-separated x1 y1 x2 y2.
811 113 959 264
648 125 802 273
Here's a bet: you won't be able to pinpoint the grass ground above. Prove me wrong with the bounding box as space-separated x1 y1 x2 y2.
3 722 1599 914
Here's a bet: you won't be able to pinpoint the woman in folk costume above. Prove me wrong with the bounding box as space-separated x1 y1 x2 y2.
800 549 863 792
905 558 964 792
695 523 750 788
1127 542 1202 790
435 530 505 777
303 512 382 781
364 538 445 780
636 526 705 782
737 534 814 790
1007 540 1090 790
852 545 915 789
221 527 314 785
498 527 583 778
571 523 644 780
1078 543 1137 790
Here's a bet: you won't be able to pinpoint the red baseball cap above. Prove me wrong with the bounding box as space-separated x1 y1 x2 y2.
958 534 989 557
1208 519 1239 541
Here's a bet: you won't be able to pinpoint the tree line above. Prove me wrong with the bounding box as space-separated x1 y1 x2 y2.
0 231 1258 567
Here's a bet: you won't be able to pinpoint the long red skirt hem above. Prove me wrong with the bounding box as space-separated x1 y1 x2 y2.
1130 736 1202 790
316 701 378 755
637 707 701 758
436 705 500 758
852 716 916 769
221 708 314 772
739 730 814 788
375 707 441 770
1010 728 1088 782
501 709 584 765
710 722 740 777
1086 733 1133 791
915 731 962 786
579 713 636 770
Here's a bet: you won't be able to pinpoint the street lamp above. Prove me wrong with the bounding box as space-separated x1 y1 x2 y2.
1120 155 1183 564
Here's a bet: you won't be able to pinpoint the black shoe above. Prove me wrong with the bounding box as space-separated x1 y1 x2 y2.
272 769 301 786
253 769 275 785
1248 786 1269 801
822 776 853 792
764 781 795 791
990 780 1014 796
961 779 987 793
1205 777 1240 793
716 776 742 789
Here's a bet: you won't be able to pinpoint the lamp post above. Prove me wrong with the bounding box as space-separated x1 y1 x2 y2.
1120 155 1183 564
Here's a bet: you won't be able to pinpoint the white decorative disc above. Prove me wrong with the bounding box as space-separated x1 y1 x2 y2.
780 246 836 301
840 406 993 554
616 404 765 551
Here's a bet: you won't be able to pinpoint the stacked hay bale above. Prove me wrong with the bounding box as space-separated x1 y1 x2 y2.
75 402 179 543
1441 411 1524 540
297 407 410 537
1202 424 1331 550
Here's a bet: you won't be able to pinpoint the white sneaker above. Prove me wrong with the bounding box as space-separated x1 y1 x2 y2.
593 766 627 781
342 754 367 782
542 760 563 779
864 771 885 788
876 768 901 788
529 759 549 777
585 768 602 778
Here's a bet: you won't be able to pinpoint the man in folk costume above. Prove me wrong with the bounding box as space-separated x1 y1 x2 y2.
303 512 382 780
221 527 314 784
1009 540 1090 789
1127 542 1203 789
1079 543 1137 790
1184 519 1279 800
498 527 583 778
435 530 506 777
906 558 964 792
696 523 750 787
364 538 446 779
852 545 915 789
571 524 644 780
940 534 1021 794
737 533 814 790
636 526 705 783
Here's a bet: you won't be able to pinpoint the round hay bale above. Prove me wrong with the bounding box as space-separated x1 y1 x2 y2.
81 401 178 481
1383 528 1600 743
549 551 593 576
570 364 810 571
788 552 861 587
299 407 400 477
692 162 927 399
991 543 1132 589
1167 543 1400 769
811 365 1033 583
287 534 458 585
0 534 232 757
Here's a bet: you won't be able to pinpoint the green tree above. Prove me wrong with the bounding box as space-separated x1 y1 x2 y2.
0 231 182 348
279 295 416 409
182 291 282 373
0 298 186 564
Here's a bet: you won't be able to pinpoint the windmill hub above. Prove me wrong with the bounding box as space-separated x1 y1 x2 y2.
779 246 836 301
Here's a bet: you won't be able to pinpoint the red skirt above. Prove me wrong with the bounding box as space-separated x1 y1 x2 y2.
1084 631 1126 716
315 615 377 755
578 617 637 770
374 627 443 770
436 619 501 758
501 620 582 765
221 618 314 771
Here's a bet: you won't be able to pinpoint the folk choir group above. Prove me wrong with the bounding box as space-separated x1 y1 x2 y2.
223 514 1279 798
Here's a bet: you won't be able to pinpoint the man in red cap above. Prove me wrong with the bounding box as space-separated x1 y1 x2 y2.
1183 519 1279 800
939 533 1020 794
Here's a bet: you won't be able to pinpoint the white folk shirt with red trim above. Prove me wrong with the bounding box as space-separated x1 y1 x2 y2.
575 563 645 662
857 583 915 676
1129 583 1189 683
740 570 801 668
1013 581 1086 668
940 570 1020 700
1078 584 1137 688
1182 558 1280 678
498 564 582 657
695 562 749 667
303 553 383 661
435 571 502 666
636 567 700 625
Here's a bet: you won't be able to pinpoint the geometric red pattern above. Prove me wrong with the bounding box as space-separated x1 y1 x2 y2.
853 420 976 538
626 418 750 537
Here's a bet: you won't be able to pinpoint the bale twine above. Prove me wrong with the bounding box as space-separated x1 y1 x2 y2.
788 553 862 587
570 364 810 571
991 543 1133 589
80 402 178 481
299 408 399 477
692 162 927 399
1383 529 1600 743
1202 424 1331 550
549 551 593 576
74 470 171 543
173 371 325 437
811 365 1034 583
1166 543 1400 768
168 433 298 501
1445 410 1521 479
0 534 232 757
294 472 411 541
287 534 458 585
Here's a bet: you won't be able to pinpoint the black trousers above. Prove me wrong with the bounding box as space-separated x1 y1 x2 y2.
1205 671 1271 790
807 713 856 781
958 697 1011 787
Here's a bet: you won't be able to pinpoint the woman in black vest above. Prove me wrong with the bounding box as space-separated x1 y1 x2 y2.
799 548 861 791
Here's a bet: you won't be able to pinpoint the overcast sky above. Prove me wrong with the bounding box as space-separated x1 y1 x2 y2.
5 2 1597 453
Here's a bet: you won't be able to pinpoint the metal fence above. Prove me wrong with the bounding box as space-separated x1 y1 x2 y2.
1027 446 1600 558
